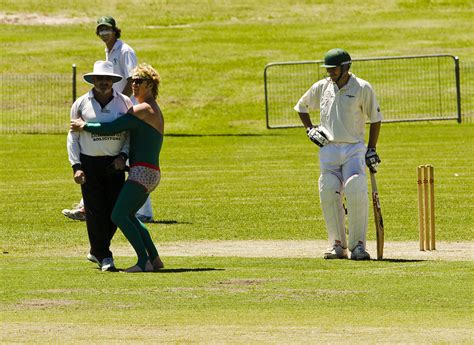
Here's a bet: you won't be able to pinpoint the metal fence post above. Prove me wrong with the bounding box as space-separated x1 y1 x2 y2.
72 64 76 104
454 57 461 123
264 64 270 129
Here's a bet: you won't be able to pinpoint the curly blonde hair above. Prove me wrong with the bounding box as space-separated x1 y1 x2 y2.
132 63 161 99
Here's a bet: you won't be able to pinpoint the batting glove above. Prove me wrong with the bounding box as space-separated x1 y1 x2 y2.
306 126 332 147
365 148 381 172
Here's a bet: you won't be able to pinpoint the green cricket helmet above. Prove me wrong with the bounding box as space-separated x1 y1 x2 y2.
321 48 352 68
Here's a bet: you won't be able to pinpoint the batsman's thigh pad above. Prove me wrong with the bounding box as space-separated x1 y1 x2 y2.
344 174 368 195
319 173 347 248
318 173 342 195
344 174 368 250
341 143 366 181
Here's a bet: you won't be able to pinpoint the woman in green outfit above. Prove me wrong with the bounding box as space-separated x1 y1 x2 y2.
71 63 164 273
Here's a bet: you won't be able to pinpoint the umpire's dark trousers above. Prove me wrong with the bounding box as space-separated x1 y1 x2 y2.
80 154 125 262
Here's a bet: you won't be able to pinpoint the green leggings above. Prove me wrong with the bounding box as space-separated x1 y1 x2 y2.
111 181 158 270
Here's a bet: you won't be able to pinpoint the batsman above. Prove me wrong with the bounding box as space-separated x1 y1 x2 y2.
294 48 382 260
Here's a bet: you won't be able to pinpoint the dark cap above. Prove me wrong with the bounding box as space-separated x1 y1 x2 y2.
96 16 116 29
321 48 352 68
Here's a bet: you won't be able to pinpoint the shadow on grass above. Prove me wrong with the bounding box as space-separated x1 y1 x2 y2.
114 268 224 273
165 133 281 137
154 268 225 273
375 258 426 263
148 219 192 225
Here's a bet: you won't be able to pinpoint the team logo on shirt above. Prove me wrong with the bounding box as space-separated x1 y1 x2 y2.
91 133 122 141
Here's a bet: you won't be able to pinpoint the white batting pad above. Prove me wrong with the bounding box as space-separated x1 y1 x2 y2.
344 174 368 251
319 173 347 248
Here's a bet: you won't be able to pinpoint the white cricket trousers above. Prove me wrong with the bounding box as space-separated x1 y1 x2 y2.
318 142 368 251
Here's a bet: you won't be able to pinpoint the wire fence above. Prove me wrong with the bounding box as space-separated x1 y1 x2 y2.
265 55 473 128
0 74 74 134
0 57 472 134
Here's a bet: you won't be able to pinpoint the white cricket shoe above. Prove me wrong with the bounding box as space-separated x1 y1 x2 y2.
136 214 154 223
351 245 371 260
62 204 86 221
100 258 116 272
324 244 348 259
87 253 101 266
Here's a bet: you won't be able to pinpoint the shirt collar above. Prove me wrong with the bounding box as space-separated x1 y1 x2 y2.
105 39 122 54
87 88 119 99
330 73 355 91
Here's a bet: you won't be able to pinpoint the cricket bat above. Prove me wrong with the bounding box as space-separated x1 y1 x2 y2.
369 169 384 260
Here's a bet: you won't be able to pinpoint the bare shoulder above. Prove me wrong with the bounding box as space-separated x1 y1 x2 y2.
133 102 152 114
131 102 153 121
130 101 164 133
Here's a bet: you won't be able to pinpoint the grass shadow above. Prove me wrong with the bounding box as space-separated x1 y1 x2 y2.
165 133 281 137
148 219 192 225
114 268 224 273
154 268 225 273
375 258 426 263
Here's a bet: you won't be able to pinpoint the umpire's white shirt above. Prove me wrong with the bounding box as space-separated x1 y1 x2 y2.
67 89 132 166
105 39 137 94
294 74 383 143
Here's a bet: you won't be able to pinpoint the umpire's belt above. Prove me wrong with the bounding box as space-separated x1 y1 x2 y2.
80 153 119 161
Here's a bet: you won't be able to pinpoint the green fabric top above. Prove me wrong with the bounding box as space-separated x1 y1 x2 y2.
84 114 163 167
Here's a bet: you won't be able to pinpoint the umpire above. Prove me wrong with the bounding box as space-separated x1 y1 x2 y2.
67 61 133 271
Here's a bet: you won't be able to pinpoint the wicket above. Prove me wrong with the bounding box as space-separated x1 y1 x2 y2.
417 165 436 251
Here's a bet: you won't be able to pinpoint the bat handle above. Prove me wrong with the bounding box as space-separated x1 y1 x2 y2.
370 171 378 192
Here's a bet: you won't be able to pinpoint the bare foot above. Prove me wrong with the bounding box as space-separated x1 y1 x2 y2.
123 264 143 273
145 260 154 272
152 256 164 271
124 260 153 273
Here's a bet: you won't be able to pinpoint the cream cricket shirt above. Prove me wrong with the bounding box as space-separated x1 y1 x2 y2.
294 74 383 143
67 89 132 167
105 39 137 94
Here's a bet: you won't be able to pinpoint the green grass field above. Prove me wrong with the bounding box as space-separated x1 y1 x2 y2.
1 125 473 342
2 256 472 343
1 1 473 343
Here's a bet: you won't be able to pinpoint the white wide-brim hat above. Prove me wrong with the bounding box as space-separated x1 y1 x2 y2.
83 61 123 84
